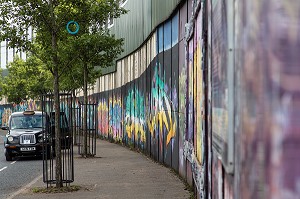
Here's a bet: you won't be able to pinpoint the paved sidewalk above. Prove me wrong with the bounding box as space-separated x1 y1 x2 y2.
8 139 191 199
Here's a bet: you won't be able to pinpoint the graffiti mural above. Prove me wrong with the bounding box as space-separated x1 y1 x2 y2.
98 99 109 138
0 106 12 127
195 5 205 167
0 100 40 127
13 100 40 112
148 63 176 148
124 88 146 147
178 1 188 178
109 95 123 141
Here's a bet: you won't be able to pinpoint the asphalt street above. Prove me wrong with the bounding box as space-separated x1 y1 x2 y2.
0 130 43 199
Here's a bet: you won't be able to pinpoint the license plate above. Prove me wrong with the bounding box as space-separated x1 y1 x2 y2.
20 147 36 151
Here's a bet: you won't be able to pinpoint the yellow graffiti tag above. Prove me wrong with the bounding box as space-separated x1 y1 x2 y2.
98 102 108 112
147 115 156 138
147 110 176 146
126 122 146 142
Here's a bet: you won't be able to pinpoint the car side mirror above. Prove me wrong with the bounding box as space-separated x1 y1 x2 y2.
1 126 9 130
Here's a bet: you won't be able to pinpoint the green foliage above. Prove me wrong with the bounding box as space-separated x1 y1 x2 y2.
62 32 124 88
0 56 52 103
0 0 127 90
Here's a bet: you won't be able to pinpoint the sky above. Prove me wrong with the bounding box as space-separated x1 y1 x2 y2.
1 27 33 69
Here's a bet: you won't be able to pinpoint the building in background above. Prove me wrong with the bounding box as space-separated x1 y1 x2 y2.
0 27 33 69
0 27 33 105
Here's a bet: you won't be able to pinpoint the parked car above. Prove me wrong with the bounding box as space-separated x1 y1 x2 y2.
1 110 72 161
1 110 52 161
49 111 72 149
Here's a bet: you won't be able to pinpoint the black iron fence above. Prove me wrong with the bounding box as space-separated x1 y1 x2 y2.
71 105 81 148
41 92 74 187
77 102 97 156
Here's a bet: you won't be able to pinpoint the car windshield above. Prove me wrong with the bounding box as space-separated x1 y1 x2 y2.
10 115 45 130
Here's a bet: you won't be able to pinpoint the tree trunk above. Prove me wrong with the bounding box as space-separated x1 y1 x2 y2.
83 63 88 157
52 30 63 188
54 68 62 188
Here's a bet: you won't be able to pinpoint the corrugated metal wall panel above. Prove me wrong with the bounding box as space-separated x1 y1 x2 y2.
102 0 182 76
112 0 151 59
116 61 122 88
112 0 182 59
151 0 181 29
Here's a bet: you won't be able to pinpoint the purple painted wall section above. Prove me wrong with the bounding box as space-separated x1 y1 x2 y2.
234 0 300 198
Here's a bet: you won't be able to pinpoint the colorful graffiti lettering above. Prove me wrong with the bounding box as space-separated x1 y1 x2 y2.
13 100 40 112
0 108 12 127
98 100 109 137
125 118 146 142
124 88 146 145
0 100 40 127
109 96 123 140
147 63 176 147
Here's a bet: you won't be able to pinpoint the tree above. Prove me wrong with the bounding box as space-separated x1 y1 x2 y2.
0 0 126 188
66 25 125 157
0 56 52 103
56 1 126 156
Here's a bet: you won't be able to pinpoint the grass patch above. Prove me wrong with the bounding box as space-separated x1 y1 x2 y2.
32 185 81 194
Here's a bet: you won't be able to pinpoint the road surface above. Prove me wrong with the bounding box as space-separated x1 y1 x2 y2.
0 130 43 199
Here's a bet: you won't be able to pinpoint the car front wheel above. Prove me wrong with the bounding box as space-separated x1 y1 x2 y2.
5 153 13 161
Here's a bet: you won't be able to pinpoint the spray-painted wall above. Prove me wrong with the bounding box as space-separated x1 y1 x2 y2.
1 0 299 198
231 1 300 198
208 0 300 198
94 0 300 198
0 100 40 127
94 1 207 197
97 11 180 166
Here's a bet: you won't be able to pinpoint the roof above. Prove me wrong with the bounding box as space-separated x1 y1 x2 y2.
10 111 44 116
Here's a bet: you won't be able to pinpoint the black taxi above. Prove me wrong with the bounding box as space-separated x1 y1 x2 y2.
1 110 50 161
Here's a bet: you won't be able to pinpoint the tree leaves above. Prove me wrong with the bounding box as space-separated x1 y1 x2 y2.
0 56 52 103
0 0 127 106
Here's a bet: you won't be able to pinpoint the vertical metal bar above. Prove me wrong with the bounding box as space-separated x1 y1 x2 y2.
95 103 97 155
65 95 68 186
91 104 93 155
92 104 95 155
79 105 81 155
92 103 94 155
70 94 74 182
87 104 89 154
50 94 54 185
42 94 46 187
61 94 65 186
79 102 82 155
